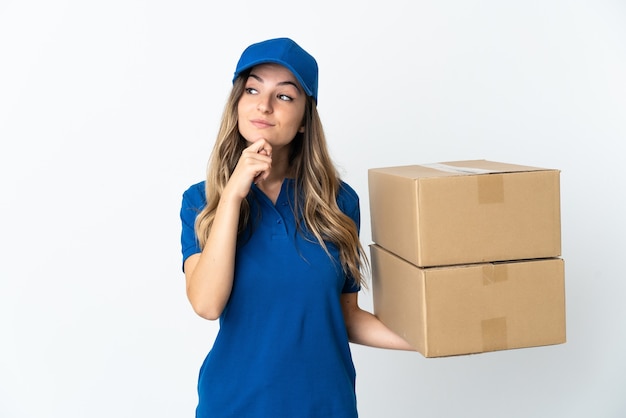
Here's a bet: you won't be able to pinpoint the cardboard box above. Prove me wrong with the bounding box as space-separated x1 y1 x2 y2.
368 160 561 267
371 244 566 357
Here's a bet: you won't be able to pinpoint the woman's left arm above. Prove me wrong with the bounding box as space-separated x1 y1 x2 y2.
341 292 415 351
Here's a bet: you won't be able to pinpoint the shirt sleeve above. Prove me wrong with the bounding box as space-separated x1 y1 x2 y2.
337 181 362 294
180 182 206 271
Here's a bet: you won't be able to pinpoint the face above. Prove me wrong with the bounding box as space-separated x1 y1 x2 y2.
237 63 307 150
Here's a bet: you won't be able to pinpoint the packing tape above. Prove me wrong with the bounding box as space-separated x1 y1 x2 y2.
419 163 504 203
477 173 504 204
419 163 495 174
482 317 508 351
482 264 508 285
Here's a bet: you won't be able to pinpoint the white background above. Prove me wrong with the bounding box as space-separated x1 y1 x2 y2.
1 1 625 417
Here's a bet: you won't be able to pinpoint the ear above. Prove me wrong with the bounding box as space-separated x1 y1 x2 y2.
298 126 305 133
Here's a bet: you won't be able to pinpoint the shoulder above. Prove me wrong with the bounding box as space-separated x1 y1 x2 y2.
182 180 207 208
337 180 360 216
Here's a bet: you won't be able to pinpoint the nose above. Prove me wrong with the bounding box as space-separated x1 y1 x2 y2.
257 94 272 114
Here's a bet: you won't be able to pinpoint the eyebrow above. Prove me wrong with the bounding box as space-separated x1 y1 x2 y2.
248 73 301 92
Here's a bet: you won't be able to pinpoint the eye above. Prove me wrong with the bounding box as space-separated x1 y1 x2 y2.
278 94 293 102
245 87 258 95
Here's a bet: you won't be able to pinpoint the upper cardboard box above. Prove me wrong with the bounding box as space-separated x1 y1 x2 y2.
368 160 561 267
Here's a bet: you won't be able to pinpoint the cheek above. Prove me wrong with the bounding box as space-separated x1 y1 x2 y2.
285 117 304 136
236 101 250 130
289 106 306 130
236 103 248 136
236 100 245 119
237 93 256 113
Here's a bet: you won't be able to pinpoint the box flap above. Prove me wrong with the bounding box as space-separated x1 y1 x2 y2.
369 160 558 179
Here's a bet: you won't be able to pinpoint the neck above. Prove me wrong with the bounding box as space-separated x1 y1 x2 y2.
266 145 292 182
256 147 292 203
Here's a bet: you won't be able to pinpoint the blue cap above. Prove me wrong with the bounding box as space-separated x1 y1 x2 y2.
233 38 319 102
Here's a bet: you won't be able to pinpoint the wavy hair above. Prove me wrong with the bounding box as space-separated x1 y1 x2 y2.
194 73 368 288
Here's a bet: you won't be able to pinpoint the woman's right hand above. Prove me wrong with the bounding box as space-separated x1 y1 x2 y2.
224 139 273 200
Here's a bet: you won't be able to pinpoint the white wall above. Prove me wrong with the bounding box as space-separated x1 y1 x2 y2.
1 1 625 417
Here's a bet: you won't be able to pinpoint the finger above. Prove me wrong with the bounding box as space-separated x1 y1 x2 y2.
245 139 272 158
236 153 271 184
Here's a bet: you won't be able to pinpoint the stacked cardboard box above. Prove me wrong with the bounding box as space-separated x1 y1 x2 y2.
368 160 566 357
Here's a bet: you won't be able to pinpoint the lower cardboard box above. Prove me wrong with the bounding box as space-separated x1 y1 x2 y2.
370 244 566 358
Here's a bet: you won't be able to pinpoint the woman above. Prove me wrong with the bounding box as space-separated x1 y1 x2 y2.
180 37 413 418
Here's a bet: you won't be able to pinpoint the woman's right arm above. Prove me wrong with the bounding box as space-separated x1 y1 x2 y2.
184 139 272 320
184 191 243 320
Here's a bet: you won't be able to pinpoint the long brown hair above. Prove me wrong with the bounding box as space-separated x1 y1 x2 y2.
195 74 368 288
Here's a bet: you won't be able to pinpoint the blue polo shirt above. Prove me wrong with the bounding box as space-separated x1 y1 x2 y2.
180 178 361 418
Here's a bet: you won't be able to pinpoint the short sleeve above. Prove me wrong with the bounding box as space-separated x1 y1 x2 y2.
180 181 207 271
337 181 362 294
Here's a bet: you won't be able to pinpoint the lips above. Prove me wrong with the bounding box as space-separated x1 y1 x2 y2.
250 119 274 129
